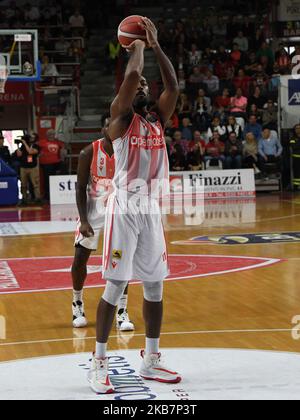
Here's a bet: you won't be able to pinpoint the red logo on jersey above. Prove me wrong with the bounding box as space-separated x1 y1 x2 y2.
112 262 118 269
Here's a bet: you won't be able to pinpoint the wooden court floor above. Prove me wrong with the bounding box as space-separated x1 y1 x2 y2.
1 194 300 363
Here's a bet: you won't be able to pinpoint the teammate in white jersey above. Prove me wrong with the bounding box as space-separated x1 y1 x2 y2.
72 115 134 332
89 18 181 394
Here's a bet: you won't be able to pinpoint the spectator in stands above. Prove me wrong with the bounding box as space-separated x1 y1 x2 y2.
207 117 226 140
258 128 283 176
68 40 84 63
172 130 189 156
188 44 202 69
204 132 225 167
16 134 41 205
269 63 281 93
225 132 243 169
229 88 248 119
42 55 59 77
231 44 242 67
248 103 263 125
262 99 278 131
276 48 291 74
214 88 231 118
55 35 71 56
252 64 269 91
177 93 192 119
181 118 193 141
290 124 300 188
244 51 259 76
233 69 252 97
226 115 243 140
194 89 212 113
256 42 274 68
233 31 249 52
170 144 186 172
0 132 11 165
105 36 121 74
69 9 86 36
39 129 66 201
189 131 206 150
202 69 219 96
189 66 203 86
186 139 204 171
244 114 262 140
248 86 266 111
193 96 211 132
177 70 187 93
243 132 260 174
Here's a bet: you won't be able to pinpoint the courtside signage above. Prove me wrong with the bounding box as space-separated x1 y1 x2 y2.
50 175 77 205
170 169 255 199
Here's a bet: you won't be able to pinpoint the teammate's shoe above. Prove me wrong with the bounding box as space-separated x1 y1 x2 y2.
139 350 182 384
116 310 135 331
72 300 88 328
88 354 114 394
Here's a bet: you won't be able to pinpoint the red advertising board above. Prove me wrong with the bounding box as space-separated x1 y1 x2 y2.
0 82 31 105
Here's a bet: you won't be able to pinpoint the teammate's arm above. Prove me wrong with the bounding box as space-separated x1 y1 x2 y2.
76 145 94 238
142 18 179 126
110 40 146 121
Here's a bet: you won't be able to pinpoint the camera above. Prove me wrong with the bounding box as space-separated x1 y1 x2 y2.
14 135 31 146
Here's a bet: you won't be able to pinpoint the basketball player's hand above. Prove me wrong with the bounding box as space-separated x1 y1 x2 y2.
126 39 146 52
80 222 94 238
141 17 158 49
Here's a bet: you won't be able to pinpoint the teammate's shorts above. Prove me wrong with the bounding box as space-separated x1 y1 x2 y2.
102 192 169 282
74 198 106 251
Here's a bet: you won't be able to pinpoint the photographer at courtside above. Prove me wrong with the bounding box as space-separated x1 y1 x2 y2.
16 134 42 206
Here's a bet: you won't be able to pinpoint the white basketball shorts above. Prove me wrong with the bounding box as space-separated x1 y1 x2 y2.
102 193 169 282
74 198 106 251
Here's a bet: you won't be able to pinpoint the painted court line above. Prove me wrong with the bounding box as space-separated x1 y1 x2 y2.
0 328 294 348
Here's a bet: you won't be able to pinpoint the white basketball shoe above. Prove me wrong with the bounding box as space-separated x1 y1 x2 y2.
88 354 114 394
116 310 135 331
140 350 182 384
72 301 88 328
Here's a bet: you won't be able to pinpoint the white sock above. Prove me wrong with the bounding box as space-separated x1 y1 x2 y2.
118 293 128 314
73 289 83 303
145 337 160 355
95 342 107 359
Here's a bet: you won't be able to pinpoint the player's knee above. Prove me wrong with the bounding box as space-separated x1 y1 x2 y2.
102 279 127 306
73 247 90 268
143 281 163 303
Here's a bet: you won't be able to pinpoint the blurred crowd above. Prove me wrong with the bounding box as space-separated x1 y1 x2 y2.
153 9 299 178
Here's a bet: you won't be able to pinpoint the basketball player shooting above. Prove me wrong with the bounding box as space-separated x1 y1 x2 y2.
88 17 181 394
72 115 134 332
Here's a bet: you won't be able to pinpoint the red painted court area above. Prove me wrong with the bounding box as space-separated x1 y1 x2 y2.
0 255 281 295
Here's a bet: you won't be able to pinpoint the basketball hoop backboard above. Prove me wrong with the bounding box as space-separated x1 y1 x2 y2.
0 29 41 85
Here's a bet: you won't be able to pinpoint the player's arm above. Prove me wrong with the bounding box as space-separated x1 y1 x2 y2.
110 40 146 126
76 144 94 238
142 18 179 126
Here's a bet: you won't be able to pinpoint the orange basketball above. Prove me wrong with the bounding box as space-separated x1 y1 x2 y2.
118 15 147 48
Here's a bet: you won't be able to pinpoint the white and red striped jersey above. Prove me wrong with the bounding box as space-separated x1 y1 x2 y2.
88 138 115 200
112 113 169 197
